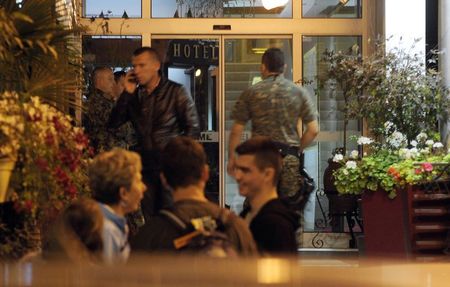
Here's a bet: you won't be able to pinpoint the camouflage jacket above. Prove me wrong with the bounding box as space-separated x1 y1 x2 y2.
231 74 317 145
84 90 136 153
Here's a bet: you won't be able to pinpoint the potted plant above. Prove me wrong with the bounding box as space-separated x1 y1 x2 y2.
320 45 367 233
0 0 91 260
328 38 450 258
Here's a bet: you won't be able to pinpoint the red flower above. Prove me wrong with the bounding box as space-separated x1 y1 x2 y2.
53 166 70 187
52 116 65 132
35 158 49 172
388 166 398 175
24 200 34 212
415 168 422 175
74 131 89 149
65 184 77 198
422 162 433 172
44 132 54 146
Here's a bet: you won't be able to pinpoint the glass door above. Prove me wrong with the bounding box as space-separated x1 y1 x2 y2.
151 36 221 203
151 36 293 211
222 37 293 213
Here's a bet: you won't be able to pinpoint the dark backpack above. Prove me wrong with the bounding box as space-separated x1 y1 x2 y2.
159 209 238 258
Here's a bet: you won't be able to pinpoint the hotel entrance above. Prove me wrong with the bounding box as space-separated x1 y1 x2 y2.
151 36 292 211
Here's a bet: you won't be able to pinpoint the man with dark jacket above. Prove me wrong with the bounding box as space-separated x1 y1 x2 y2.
233 136 299 255
109 47 200 220
130 137 258 256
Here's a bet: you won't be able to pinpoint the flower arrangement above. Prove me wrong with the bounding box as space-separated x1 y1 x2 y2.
333 127 450 199
0 91 92 259
1 92 92 218
1 0 87 260
322 38 450 199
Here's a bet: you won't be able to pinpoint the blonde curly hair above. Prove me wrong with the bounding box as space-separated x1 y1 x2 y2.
89 148 142 205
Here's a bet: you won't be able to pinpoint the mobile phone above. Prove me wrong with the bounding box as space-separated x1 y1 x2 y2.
128 71 137 83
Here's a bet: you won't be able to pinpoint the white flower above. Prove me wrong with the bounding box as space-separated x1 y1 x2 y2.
384 121 394 130
343 169 349 175
387 131 407 148
398 148 409 159
416 132 428 142
433 142 444 149
425 139 435 146
410 140 418 147
350 150 359 159
420 148 430 155
345 161 357 169
410 148 419 159
332 153 344 162
357 136 374 145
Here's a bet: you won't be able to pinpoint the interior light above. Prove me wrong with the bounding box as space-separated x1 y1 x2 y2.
251 48 267 54
195 69 202 77
261 0 289 10
340 0 350 4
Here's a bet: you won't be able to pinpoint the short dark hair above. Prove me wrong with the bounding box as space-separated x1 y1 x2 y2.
92 66 111 82
235 136 282 186
161 136 207 189
133 46 161 63
261 48 285 74
133 46 163 76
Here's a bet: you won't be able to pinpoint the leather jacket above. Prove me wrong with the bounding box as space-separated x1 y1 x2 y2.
109 78 200 152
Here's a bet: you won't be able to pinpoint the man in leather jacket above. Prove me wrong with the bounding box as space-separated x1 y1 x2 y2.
109 47 200 220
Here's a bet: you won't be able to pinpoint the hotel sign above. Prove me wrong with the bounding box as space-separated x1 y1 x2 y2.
170 40 219 65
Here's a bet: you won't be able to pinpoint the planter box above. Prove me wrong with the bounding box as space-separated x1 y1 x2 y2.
361 183 450 260
361 189 410 258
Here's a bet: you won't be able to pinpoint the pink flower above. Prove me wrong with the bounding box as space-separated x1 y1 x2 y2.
415 168 422 175
422 162 433 172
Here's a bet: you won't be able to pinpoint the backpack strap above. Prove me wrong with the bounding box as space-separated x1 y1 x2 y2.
159 209 202 250
159 209 188 230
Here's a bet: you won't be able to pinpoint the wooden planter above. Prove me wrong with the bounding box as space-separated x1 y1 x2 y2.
361 182 450 260
361 189 410 258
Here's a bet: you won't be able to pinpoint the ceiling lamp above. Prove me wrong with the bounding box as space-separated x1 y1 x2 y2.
261 0 289 10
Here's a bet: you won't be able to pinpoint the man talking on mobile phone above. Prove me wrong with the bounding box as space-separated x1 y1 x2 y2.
109 47 200 221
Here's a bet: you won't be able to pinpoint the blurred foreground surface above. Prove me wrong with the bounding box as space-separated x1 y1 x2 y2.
1 255 450 286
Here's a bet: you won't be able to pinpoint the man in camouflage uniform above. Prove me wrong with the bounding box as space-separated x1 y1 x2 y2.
84 67 136 153
227 48 319 199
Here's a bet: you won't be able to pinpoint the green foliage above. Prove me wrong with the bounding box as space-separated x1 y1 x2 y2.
0 0 84 110
322 38 449 143
333 134 450 198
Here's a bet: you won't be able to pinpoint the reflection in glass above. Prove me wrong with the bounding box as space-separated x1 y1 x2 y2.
82 35 142 93
302 0 361 18
152 39 220 203
302 36 362 233
152 0 292 18
83 0 141 18
224 39 292 213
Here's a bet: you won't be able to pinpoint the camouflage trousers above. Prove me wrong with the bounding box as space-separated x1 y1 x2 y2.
278 155 303 198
